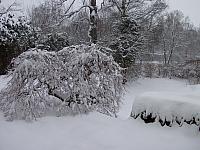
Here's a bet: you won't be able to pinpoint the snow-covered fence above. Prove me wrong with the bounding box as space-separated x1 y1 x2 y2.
0 44 124 120
131 92 200 129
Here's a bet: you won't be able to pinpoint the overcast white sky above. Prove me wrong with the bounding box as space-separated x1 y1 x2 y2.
1 0 200 26
167 0 200 26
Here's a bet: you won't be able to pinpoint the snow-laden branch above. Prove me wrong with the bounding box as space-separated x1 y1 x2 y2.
0 44 124 120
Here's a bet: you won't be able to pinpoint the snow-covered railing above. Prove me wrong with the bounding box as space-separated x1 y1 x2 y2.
131 92 200 129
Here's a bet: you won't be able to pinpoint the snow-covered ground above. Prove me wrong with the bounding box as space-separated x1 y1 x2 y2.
0 77 199 150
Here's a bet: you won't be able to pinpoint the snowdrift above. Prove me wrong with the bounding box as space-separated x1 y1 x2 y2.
131 91 200 128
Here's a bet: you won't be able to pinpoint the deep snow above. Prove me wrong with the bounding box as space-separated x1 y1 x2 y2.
0 77 199 150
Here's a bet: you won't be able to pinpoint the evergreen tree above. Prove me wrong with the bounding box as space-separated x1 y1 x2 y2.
109 16 143 82
0 14 37 74
110 16 143 76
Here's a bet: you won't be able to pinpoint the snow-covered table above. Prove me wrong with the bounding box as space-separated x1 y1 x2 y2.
131 91 200 128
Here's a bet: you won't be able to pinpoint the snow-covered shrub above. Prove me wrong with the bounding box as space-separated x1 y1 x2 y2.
0 44 123 120
131 92 200 128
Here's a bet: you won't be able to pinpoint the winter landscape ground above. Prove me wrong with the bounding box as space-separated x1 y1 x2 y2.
0 76 199 150
1 0 200 150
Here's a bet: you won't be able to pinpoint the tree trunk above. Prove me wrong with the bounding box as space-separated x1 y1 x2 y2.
89 0 97 44
121 0 126 17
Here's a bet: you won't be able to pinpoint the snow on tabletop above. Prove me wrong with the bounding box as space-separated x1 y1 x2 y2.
132 92 200 121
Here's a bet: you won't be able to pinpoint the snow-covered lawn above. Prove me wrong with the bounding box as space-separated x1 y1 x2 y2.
0 112 199 150
0 77 199 150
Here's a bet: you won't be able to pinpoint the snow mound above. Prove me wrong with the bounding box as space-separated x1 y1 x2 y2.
131 91 200 127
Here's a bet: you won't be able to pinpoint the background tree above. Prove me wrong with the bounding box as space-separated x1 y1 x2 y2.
0 14 37 74
99 0 167 79
29 0 65 35
0 1 19 17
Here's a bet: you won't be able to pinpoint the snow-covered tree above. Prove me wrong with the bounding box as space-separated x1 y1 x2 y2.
101 0 166 79
0 44 124 120
0 14 38 74
110 16 142 70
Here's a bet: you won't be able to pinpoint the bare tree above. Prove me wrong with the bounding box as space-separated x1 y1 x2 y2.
161 11 185 65
0 1 19 17
29 0 65 34
100 0 167 21
29 0 98 44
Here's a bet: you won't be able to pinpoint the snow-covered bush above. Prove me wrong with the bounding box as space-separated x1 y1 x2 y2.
131 92 200 128
0 44 123 120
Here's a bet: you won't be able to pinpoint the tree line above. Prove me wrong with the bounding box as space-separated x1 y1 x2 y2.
1 0 200 82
